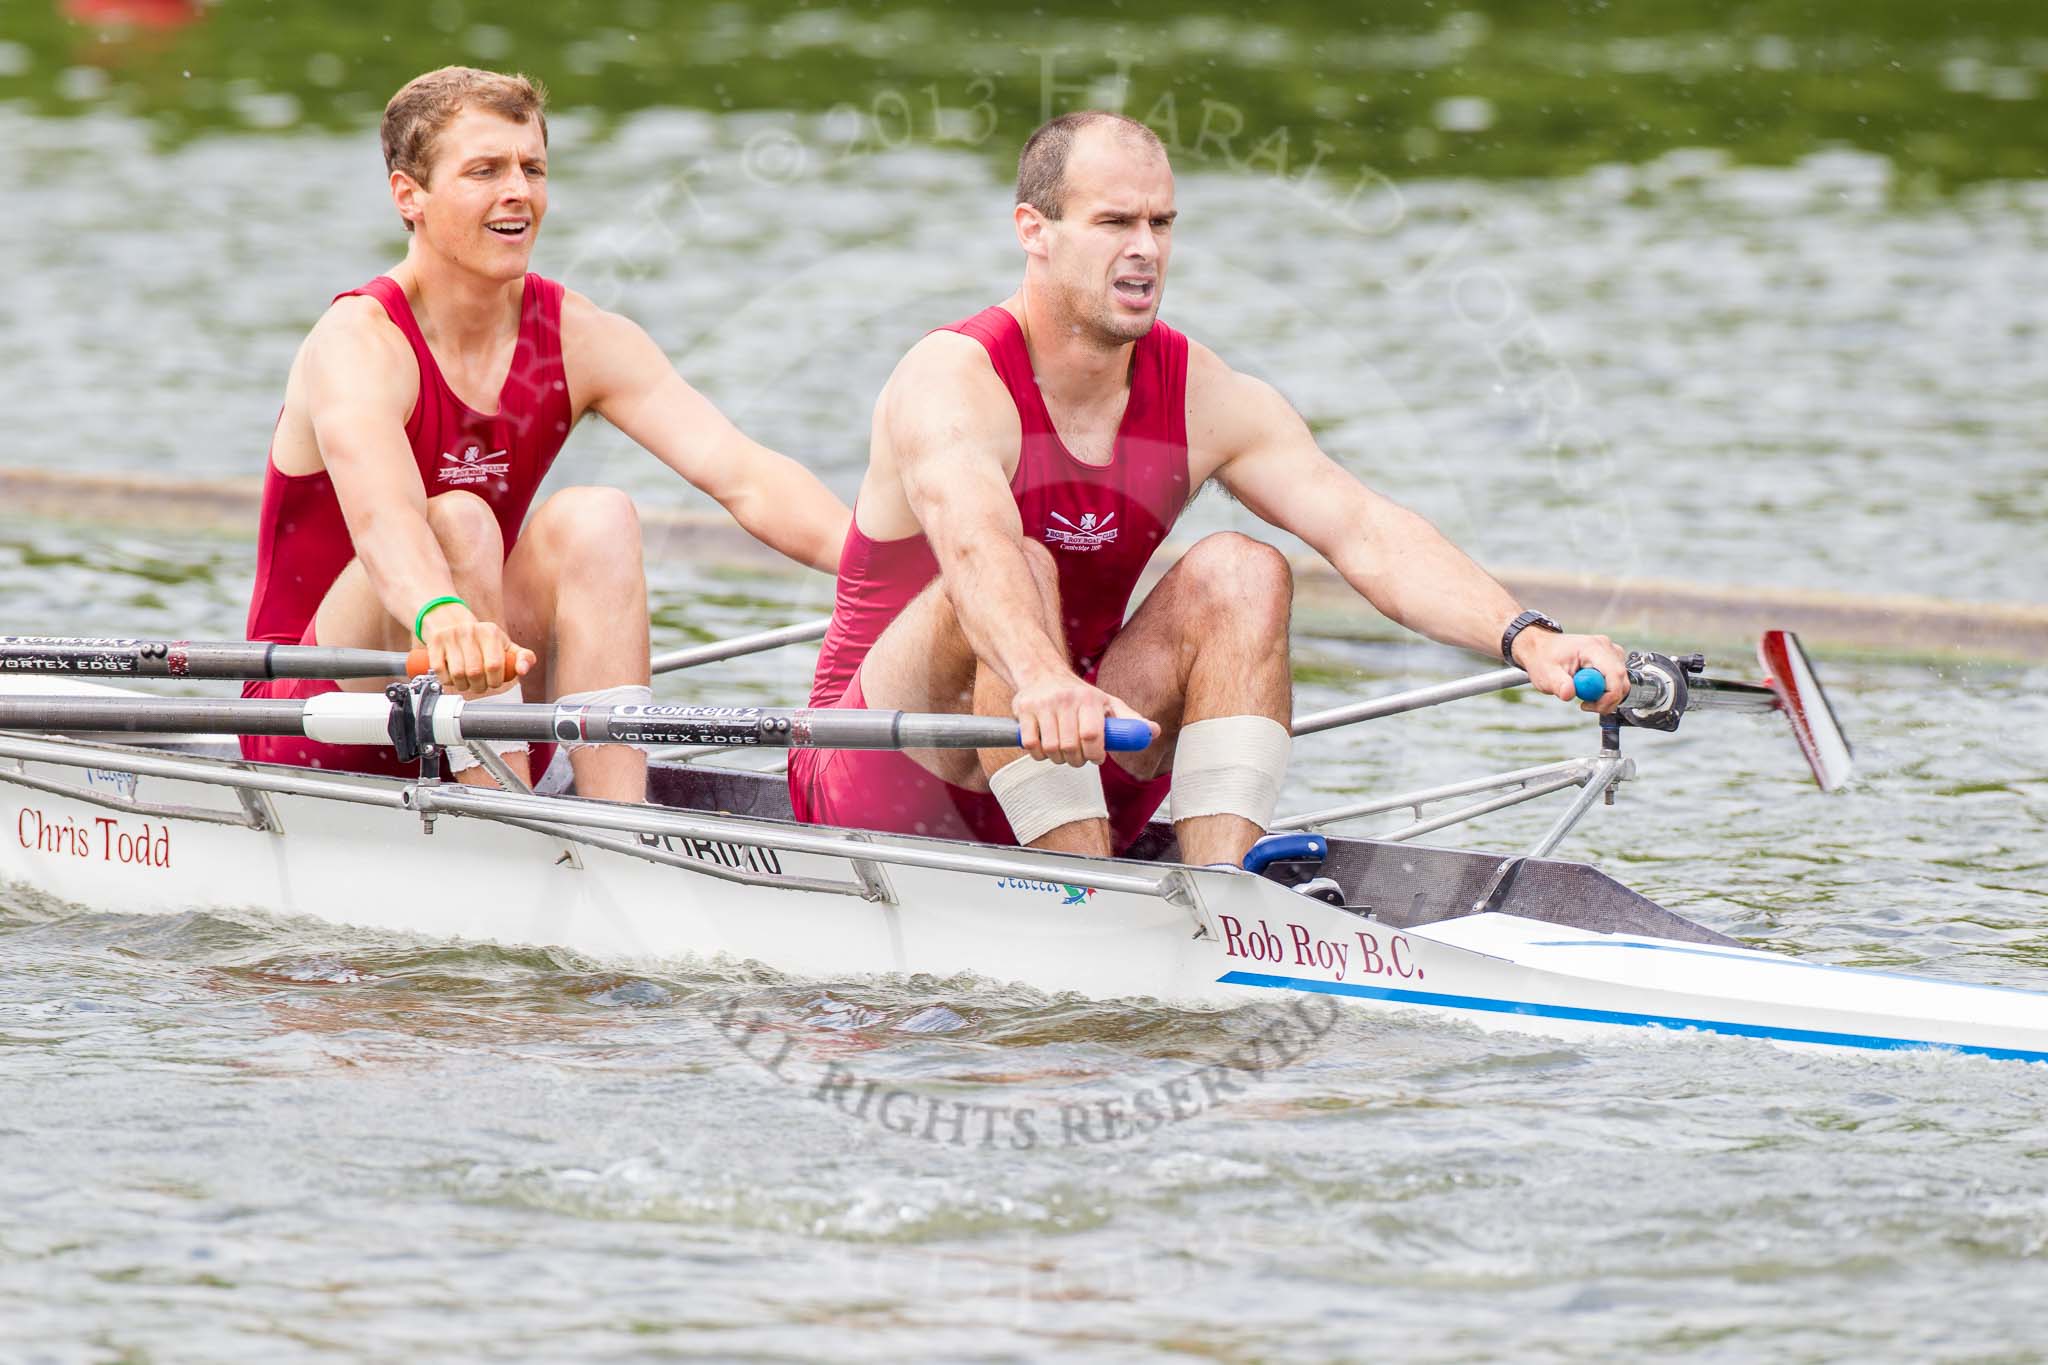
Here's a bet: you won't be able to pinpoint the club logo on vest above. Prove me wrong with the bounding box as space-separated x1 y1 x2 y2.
1044 509 1118 551
438 444 511 487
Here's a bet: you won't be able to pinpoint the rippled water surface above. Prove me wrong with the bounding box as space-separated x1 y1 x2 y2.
5 40 2048 1365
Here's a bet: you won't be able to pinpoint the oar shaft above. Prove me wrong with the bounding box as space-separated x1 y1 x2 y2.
1681 676 1779 712
5 621 807 682
1575 660 1779 715
0 694 1152 753
1291 668 1530 737
453 704 1146 751
0 636 412 680
0 695 312 736
1568 653 1783 733
650 618 831 675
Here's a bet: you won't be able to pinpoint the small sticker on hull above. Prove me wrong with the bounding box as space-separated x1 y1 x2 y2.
994 877 1095 906
84 768 140 800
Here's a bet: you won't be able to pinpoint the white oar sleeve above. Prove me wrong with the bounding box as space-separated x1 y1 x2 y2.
1167 715 1291 829
299 692 399 746
300 690 531 772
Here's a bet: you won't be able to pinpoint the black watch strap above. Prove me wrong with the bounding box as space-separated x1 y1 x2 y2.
1501 610 1562 667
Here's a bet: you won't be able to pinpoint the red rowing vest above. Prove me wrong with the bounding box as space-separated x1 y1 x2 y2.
810 305 1191 705
244 273 574 647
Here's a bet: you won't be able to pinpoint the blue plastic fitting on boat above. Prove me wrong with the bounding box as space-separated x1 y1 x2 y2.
1103 718 1153 751
1573 668 1607 703
1241 832 1328 874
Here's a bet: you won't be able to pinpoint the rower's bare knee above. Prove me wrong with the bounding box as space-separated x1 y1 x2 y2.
424 490 504 577
531 487 643 586
1177 532 1292 637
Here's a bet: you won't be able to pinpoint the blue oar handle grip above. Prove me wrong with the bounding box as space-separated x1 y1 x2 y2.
1573 668 1608 703
998 718 1152 751
1103 718 1154 751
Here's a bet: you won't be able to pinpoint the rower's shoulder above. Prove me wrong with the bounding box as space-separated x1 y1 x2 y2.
559 286 657 339
555 287 662 363
283 296 415 422
555 285 612 337
315 291 395 335
901 326 997 373
873 330 1014 462
1183 336 1262 396
1186 340 1289 417
1183 340 1304 464
882 329 1005 406
302 293 410 373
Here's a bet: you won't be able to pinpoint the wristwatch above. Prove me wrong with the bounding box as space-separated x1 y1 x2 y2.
1500 610 1562 667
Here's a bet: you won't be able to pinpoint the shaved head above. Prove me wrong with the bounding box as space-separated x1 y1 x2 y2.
1016 111 1168 220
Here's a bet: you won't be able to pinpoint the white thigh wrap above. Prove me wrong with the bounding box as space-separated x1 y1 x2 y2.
553 685 656 750
987 756 1108 845
442 683 530 775
1169 716 1291 829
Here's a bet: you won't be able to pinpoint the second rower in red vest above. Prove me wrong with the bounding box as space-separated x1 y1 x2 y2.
792 111 1629 867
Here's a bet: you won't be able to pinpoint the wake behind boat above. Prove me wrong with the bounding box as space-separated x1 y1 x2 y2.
4 624 2044 1065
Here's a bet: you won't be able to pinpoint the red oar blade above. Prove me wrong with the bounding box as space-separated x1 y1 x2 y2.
1758 629 1854 792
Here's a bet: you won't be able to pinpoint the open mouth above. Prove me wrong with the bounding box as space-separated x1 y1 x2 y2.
486 219 530 239
1113 276 1156 304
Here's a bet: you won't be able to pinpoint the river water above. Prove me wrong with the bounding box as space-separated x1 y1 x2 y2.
5 31 2048 1365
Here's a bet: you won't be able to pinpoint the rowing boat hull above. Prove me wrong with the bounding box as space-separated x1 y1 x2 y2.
5 737 2048 1065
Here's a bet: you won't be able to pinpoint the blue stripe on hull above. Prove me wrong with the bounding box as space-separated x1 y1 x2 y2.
1216 970 2048 1065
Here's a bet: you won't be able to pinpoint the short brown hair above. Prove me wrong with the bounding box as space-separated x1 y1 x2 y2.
1016 111 1166 219
381 66 549 189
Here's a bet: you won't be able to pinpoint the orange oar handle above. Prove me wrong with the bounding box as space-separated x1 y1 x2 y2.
403 646 527 679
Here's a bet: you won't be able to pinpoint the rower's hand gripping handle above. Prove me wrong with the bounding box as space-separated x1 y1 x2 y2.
404 646 525 681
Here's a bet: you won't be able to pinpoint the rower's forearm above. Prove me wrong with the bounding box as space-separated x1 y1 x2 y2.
1335 505 1521 656
940 538 1068 689
353 509 460 632
794 475 854 574
727 454 853 574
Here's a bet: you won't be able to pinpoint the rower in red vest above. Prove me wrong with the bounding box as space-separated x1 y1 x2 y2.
245 66 849 799
791 111 1631 865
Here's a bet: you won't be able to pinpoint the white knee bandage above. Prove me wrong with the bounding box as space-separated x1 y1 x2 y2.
987 755 1109 845
1169 716 1291 829
442 682 529 775
553 685 657 751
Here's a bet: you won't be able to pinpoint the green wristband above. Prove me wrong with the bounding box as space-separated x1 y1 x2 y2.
412 594 467 643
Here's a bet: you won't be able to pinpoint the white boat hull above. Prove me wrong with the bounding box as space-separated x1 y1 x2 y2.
5 737 2048 1065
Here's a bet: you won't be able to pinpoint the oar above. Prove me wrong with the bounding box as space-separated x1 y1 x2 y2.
0 692 1155 753
1571 630 1850 791
651 618 830 674
1288 640 1842 790
1569 665 1775 712
0 635 502 681
0 619 832 683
